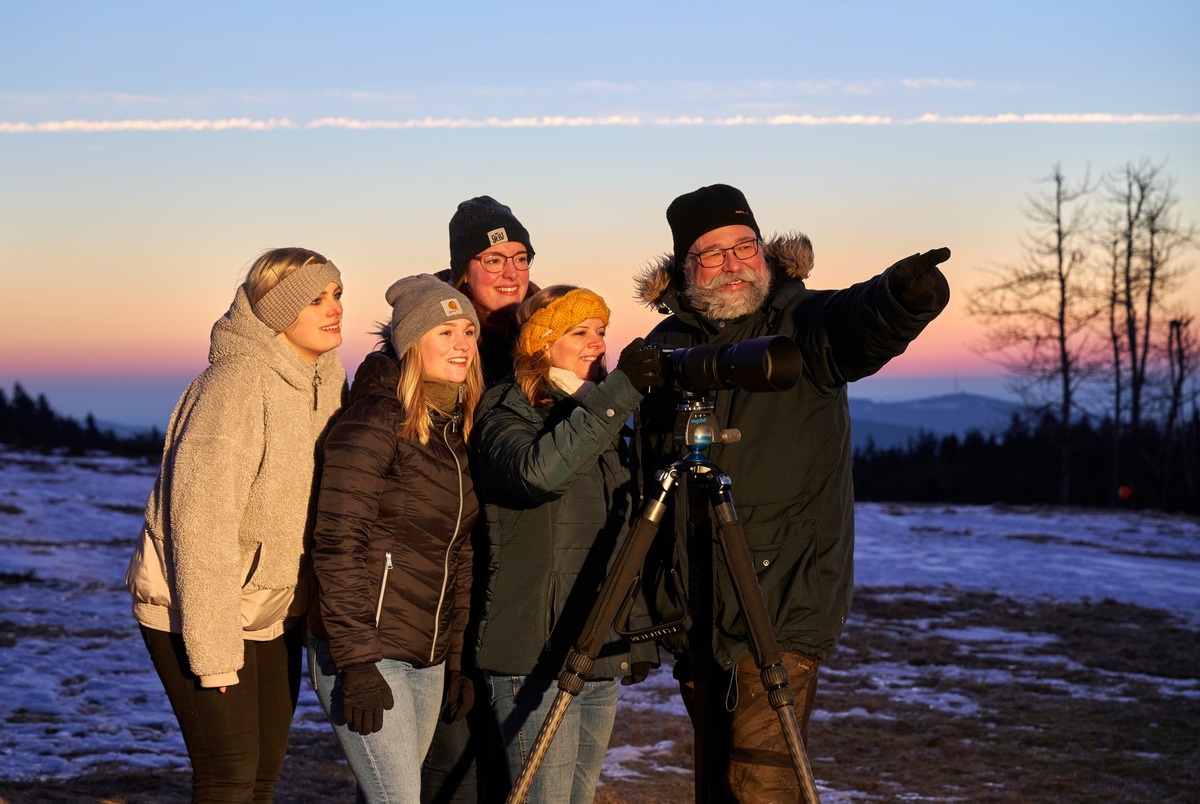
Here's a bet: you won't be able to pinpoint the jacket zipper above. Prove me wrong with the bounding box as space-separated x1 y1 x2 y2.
312 367 322 411
374 551 393 627
429 418 466 664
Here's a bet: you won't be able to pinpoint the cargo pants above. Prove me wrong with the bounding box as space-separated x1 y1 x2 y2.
677 650 820 803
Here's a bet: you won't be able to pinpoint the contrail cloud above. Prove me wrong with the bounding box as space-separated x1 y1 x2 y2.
913 112 1200 124
2 112 1197 133
0 117 295 133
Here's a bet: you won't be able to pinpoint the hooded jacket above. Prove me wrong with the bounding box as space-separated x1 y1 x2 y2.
634 233 949 667
126 286 347 688
472 369 659 679
310 346 478 673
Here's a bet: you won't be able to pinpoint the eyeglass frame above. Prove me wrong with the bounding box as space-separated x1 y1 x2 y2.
688 238 762 269
473 251 533 273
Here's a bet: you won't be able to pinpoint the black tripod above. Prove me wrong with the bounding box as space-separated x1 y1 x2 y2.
505 394 820 804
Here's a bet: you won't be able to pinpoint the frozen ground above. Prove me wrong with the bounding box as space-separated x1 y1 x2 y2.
1 447 1197 796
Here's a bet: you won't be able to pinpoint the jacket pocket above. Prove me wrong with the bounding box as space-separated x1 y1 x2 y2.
544 573 557 649
374 551 393 627
737 516 820 624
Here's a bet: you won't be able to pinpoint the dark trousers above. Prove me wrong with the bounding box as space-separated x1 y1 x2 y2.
421 705 477 804
421 667 507 804
677 650 820 803
140 623 303 803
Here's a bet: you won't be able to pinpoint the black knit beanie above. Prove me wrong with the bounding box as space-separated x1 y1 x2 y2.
448 196 534 283
666 184 761 273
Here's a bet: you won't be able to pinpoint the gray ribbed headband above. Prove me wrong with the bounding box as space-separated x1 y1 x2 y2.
251 261 342 332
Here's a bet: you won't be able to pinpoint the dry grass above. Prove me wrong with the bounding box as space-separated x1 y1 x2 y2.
809 588 1200 803
2 587 1196 803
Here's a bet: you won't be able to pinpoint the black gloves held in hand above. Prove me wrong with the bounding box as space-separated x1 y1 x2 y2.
442 669 475 723
621 661 654 686
341 662 394 735
615 337 665 393
888 247 951 311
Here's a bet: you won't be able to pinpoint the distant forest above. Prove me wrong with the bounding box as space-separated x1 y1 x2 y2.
853 410 1199 515
0 383 163 459
2 382 1197 515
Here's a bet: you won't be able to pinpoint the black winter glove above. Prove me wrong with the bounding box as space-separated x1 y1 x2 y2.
615 337 665 393
621 661 654 686
442 669 475 723
341 663 394 735
888 247 951 311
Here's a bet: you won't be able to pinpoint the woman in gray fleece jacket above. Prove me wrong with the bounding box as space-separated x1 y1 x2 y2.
126 247 347 803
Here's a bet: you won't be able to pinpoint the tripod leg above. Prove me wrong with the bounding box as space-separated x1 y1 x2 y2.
682 474 720 802
505 466 681 804
702 470 821 804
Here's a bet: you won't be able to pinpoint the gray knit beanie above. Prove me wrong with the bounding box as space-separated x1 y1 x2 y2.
448 196 534 283
385 274 481 357
251 261 342 331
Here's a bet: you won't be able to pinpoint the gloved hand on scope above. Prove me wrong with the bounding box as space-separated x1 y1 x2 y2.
615 337 665 394
887 247 951 312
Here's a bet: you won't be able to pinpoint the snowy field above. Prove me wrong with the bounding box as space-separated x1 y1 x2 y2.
1 447 1197 795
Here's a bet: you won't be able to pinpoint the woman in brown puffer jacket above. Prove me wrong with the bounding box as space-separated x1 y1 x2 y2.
308 274 482 804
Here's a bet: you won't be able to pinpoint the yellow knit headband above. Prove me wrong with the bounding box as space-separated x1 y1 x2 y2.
517 289 611 357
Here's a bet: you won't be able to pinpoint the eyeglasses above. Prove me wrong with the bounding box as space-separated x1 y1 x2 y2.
474 252 532 273
689 239 761 269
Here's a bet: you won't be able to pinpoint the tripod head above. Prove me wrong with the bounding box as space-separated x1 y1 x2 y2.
651 334 800 464
672 393 740 464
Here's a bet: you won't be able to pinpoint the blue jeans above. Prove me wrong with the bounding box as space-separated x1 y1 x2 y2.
486 672 618 804
308 637 444 803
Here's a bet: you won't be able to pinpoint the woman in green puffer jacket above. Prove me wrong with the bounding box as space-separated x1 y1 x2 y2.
472 285 663 803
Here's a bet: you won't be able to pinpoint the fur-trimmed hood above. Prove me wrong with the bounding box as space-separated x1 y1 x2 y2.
634 232 815 312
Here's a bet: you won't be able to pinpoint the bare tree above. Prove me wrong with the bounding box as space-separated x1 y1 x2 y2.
1161 316 1195 497
1101 224 1126 500
1104 160 1196 506
970 165 1099 504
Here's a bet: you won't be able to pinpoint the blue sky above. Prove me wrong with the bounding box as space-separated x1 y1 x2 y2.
3 1 1198 427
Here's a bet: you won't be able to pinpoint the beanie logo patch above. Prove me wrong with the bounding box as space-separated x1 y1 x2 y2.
441 299 461 316
487 227 509 246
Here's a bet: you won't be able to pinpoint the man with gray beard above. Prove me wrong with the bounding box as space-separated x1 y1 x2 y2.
634 183 951 802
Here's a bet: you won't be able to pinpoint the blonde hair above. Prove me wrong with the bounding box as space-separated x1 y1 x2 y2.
243 247 328 306
395 341 484 445
513 284 609 408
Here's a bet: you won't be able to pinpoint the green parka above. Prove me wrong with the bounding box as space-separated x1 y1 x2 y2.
634 233 950 668
472 369 659 679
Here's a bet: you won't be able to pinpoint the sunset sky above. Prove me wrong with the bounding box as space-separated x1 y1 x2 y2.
3 1 1197 427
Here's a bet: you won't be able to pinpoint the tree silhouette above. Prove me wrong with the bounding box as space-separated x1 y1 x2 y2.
1103 160 1197 507
969 165 1099 504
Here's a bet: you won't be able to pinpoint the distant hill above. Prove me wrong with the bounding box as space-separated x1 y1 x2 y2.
95 419 160 440
850 392 1021 451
